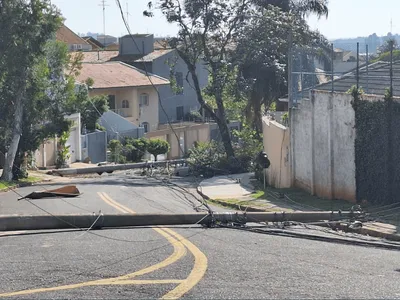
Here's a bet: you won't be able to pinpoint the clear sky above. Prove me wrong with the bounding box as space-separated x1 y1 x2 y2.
51 0 399 40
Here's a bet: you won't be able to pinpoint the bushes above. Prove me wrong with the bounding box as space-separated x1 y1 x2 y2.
108 138 170 163
147 139 170 161
187 126 264 178
123 137 149 162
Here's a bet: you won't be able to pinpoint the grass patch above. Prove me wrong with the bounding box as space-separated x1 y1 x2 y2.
0 176 41 191
208 198 287 212
252 184 355 211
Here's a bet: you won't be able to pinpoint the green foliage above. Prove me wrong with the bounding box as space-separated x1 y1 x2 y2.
95 123 106 132
351 86 400 205
109 138 150 163
234 4 330 132
203 67 247 123
66 85 108 133
56 131 71 169
123 137 149 162
282 112 289 126
371 50 400 63
108 139 124 163
0 0 64 180
188 126 263 177
147 139 170 161
187 141 225 178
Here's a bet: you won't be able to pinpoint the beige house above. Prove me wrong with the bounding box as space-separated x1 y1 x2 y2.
76 62 169 132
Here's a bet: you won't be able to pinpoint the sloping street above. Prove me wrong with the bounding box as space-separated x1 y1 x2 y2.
1 174 400 299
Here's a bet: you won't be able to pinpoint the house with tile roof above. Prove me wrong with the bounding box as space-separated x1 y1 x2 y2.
74 34 209 124
76 61 170 133
82 36 104 50
56 24 92 52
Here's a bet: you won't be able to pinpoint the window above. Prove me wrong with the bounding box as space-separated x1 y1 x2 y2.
139 93 149 106
141 122 149 133
122 100 129 108
176 106 184 121
108 95 116 110
175 72 184 95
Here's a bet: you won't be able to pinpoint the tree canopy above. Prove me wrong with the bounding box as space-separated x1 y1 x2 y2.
144 0 330 150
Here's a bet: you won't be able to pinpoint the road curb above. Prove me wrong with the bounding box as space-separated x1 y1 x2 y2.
339 224 400 242
0 182 37 193
198 188 400 243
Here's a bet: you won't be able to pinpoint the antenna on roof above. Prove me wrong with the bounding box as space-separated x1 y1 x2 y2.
99 0 109 48
126 2 131 28
391 18 393 33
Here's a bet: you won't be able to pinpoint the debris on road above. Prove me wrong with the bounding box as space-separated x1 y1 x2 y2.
18 185 81 200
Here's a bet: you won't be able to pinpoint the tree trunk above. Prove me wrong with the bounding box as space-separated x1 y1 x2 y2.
1 70 26 182
215 93 235 158
178 51 234 158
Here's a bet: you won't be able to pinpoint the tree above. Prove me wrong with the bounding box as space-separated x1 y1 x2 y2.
145 0 255 159
234 1 330 132
254 0 328 17
0 0 62 181
12 41 74 178
378 38 400 55
147 139 170 161
66 83 108 133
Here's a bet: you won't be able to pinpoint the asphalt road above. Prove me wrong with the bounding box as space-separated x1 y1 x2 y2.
1 173 400 299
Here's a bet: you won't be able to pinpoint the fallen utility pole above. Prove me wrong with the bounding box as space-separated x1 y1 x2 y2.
50 159 186 176
0 211 362 231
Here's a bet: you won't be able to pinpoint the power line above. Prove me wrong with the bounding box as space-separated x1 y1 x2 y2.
114 0 185 158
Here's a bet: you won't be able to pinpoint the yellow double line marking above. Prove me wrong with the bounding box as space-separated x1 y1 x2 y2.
0 192 207 299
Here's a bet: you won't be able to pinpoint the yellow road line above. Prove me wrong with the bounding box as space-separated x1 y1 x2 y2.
99 192 136 214
160 228 208 300
101 279 184 285
0 192 207 299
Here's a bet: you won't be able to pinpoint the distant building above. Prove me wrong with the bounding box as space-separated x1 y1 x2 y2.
96 35 118 47
116 34 209 124
76 61 170 133
77 34 210 124
56 24 92 52
82 36 104 50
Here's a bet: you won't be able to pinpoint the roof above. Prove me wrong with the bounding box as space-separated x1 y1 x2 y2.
56 24 90 46
72 51 119 63
83 36 104 49
295 61 400 98
76 61 170 89
105 43 119 51
110 49 175 63
122 34 152 38
314 61 400 96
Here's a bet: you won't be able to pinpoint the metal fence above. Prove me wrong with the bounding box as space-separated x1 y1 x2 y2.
290 41 400 104
81 131 107 164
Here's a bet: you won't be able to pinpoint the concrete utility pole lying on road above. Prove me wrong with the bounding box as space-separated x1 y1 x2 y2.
0 211 362 231
50 159 186 176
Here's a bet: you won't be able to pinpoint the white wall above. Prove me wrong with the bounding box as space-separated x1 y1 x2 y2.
292 90 356 201
262 118 291 188
64 113 82 163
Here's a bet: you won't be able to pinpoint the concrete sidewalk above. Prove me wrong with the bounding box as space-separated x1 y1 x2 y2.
198 173 400 242
198 173 255 200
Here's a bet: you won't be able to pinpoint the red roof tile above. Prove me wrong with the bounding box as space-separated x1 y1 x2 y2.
77 62 170 89
56 24 90 46
75 51 119 63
